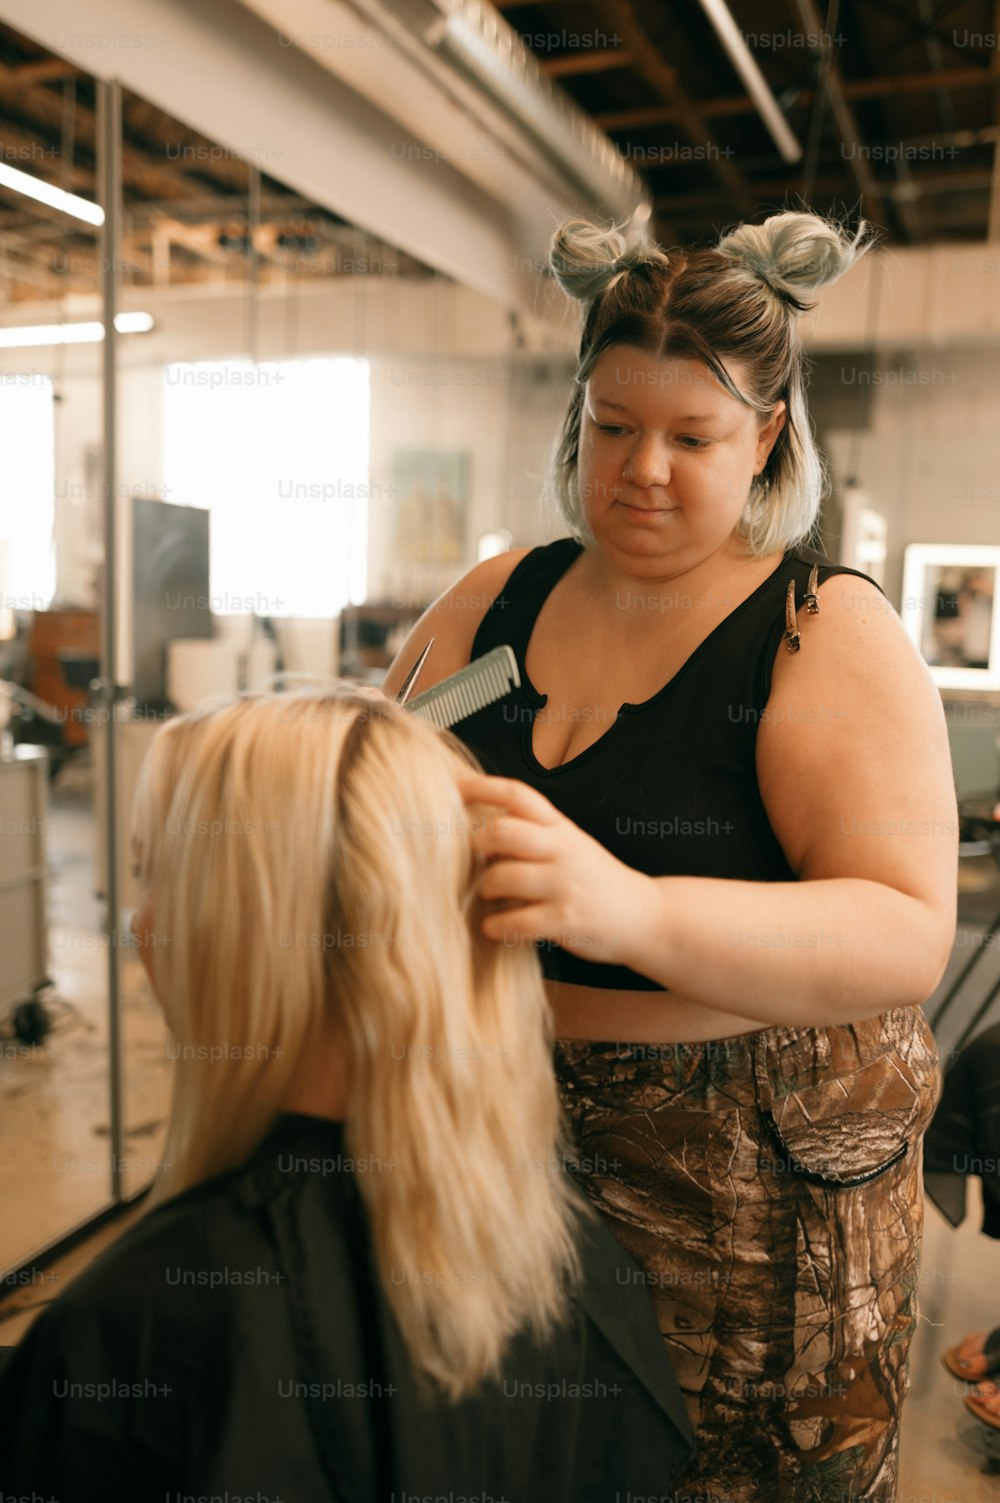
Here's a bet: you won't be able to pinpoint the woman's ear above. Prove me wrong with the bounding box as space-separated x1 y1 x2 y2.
131 886 162 1004
755 399 787 472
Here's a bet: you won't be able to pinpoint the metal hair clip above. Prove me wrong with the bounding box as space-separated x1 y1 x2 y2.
803 563 821 614
784 564 821 652
784 581 801 653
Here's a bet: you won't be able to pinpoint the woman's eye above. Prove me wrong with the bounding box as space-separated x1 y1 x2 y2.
597 423 628 436
678 436 711 449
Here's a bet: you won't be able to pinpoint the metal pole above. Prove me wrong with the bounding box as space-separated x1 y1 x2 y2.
97 77 124 1203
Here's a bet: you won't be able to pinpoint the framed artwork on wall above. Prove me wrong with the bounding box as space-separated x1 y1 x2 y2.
901 544 1000 690
390 449 468 570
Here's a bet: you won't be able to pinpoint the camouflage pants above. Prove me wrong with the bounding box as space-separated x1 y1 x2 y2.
553 1007 942 1503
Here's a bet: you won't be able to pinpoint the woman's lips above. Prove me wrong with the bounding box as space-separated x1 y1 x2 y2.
617 500 676 517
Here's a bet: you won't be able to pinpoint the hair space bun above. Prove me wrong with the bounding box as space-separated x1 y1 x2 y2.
548 216 669 304
716 211 877 311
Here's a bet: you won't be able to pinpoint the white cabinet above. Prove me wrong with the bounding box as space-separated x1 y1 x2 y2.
0 747 49 1012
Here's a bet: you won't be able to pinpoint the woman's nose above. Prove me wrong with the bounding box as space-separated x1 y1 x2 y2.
622 435 672 489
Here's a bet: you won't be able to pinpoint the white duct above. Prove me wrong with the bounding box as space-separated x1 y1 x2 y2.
238 0 649 225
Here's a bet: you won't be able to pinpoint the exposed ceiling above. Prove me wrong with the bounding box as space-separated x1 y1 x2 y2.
0 19 436 306
1 0 998 310
512 0 1000 248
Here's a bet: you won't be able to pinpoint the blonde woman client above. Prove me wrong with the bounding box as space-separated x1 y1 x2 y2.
0 689 694 1501
383 211 958 1501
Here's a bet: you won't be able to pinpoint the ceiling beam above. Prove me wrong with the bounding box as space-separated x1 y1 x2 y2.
1 58 79 85
0 63 249 204
853 0 981 66
653 169 992 216
602 0 757 216
0 120 92 189
595 66 992 132
541 49 635 78
118 191 319 223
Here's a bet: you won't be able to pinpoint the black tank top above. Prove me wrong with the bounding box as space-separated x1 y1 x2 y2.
448 537 887 992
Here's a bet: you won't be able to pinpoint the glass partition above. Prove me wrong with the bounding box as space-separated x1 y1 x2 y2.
0 32 116 1270
109 91 446 1195
1 29 592 1271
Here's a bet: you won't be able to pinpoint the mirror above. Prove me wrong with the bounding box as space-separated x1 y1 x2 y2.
0 27 116 1269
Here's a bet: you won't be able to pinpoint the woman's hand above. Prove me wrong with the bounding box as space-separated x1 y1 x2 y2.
457 773 657 969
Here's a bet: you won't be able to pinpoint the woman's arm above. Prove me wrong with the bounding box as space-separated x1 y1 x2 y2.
624 574 959 1025
380 548 532 700
462 575 958 1029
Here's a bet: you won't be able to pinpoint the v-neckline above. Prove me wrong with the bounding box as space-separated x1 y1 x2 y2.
521 542 793 776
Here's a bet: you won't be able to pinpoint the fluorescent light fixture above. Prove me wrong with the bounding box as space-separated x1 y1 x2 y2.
697 0 802 163
114 312 154 334
0 161 104 226
0 312 154 349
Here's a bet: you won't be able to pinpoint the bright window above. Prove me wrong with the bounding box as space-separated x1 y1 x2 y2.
162 357 369 617
0 376 56 613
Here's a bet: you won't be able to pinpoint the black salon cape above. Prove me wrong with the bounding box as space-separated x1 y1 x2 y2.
0 1112 694 1501
924 1020 1000 1238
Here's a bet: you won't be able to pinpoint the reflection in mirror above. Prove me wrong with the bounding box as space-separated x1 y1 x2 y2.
0 24 116 1270
901 545 1000 688
106 88 575 1197
1 30 581 1264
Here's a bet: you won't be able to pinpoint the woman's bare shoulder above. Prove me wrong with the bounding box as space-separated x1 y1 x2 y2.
756 568 957 936
381 547 535 698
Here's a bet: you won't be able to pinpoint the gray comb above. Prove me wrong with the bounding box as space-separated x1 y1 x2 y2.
404 644 521 728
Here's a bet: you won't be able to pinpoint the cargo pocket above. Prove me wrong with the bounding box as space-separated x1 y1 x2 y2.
751 1007 941 1188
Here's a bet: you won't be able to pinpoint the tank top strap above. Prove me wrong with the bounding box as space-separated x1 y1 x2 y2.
752 544 889 710
469 536 584 662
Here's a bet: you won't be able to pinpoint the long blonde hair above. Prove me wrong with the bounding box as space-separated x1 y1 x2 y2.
131 687 585 1400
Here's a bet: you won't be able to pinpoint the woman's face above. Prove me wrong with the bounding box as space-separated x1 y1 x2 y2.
577 345 787 572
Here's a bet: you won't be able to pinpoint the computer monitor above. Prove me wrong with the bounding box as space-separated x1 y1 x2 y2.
132 498 212 711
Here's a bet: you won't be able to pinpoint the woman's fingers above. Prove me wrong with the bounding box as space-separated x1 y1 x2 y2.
480 904 551 944
459 775 562 863
455 770 646 966
470 813 551 864
477 857 551 903
458 774 561 825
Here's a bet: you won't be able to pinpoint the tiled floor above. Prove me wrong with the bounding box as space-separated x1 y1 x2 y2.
898 1182 1000 1500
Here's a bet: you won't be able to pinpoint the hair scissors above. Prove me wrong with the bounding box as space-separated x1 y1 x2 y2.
394 638 434 705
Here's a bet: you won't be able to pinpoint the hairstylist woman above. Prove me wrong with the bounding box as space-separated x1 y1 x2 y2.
382 212 958 1502
0 690 694 1502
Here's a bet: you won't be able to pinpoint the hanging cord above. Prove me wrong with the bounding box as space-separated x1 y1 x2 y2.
246 163 261 365
282 224 301 358
52 79 79 495
786 90 884 652
799 0 840 208
846 251 884 488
